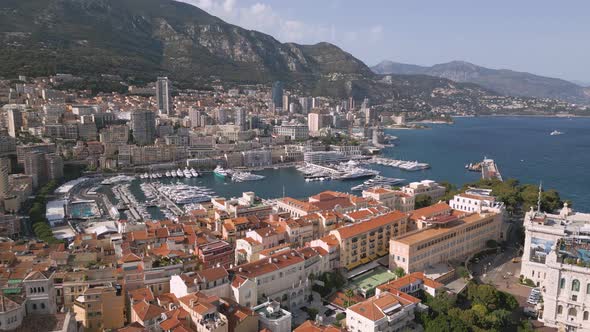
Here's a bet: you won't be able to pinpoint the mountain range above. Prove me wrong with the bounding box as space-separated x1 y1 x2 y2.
372 60 590 103
0 0 382 98
0 0 587 108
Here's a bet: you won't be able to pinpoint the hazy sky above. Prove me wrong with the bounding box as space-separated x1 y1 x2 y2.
180 0 590 82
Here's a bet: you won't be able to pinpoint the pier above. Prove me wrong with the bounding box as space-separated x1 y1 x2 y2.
144 183 185 216
481 158 503 182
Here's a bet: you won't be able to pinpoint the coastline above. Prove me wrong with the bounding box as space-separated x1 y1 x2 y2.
455 114 589 119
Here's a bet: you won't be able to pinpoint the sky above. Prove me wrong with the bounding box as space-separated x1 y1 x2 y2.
179 0 590 82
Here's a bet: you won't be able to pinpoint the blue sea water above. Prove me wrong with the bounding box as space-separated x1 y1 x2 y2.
382 116 590 210
125 116 590 213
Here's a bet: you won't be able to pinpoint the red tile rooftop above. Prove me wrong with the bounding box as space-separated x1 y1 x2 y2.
377 272 443 293
410 202 452 221
232 249 304 279
334 211 407 239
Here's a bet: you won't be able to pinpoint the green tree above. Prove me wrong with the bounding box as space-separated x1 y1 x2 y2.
306 307 319 320
425 292 456 314
393 267 406 278
344 289 355 307
425 314 469 332
415 194 433 209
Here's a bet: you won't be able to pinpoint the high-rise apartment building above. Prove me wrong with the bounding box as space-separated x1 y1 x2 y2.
7 108 22 138
235 108 247 131
156 77 171 115
271 81 283 108
24 151 45 188
130 110 156 146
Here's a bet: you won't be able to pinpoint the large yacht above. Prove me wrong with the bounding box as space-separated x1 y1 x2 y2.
214 166 230 178
351 176 405 191
336 168 379 180
232 171 265 182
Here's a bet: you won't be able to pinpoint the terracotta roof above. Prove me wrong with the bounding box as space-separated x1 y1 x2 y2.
294 320 344 332
318 234 339 247
348 292 413 321
231 275 248 288
196 266 228 283
159 307 190 331
279 197 319 213
156 293 180 307
364 187 394 195
132 300 165 321
345 209 375 221
129 287 155 303
178 293 218 315
231 249 304 279
395 212 496 245
120 253 142 263
377 272 443 293
409 202 452 221
334 211 407 239
117 322 147 332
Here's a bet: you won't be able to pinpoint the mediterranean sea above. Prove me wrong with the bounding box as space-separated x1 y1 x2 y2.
124 116 590 215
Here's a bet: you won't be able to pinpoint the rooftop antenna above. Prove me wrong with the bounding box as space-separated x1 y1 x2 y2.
537 181 543 212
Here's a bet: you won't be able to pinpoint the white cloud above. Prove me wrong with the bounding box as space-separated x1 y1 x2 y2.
179 0 339 44
179 0 385 64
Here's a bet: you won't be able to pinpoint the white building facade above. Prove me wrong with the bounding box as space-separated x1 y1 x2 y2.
521 204 590 331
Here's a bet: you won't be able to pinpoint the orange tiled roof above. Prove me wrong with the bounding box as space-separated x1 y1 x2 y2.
129 287 155 303
334 211 407 239
232 249 304 279
409 202 452 221
377 272 443 293
294 320 344 332
132 300 165 321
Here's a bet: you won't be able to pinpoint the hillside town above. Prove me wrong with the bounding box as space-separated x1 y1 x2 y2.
0 74 586 332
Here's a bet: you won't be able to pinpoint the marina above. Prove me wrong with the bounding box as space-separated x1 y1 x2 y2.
138 167 199 179
368 157 430 171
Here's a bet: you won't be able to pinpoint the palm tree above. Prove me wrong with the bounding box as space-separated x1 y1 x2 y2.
344 289 355 307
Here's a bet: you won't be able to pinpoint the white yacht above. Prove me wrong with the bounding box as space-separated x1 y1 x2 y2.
165 171 171 177
232 171 265 182
214 166 229 178
176 169 184 177
398 161 430 171
550 130 564 136
335 168 379 180
190 168 199 177
183 168 192 178
351 176 405 191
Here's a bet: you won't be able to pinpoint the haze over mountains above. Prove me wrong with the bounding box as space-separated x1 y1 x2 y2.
372 60 590 103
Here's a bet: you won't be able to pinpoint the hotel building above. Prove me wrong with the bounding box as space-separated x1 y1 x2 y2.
390 208 502 274
330 211 408 271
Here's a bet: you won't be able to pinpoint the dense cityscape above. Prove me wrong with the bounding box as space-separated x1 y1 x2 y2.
1 1 590 332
